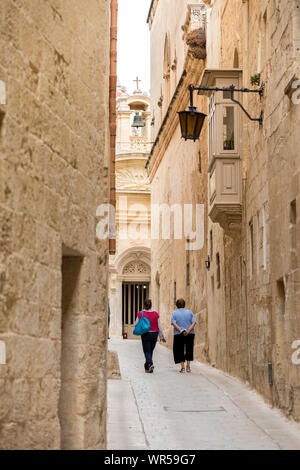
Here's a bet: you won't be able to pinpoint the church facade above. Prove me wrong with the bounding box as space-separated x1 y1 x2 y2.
109 84 152 339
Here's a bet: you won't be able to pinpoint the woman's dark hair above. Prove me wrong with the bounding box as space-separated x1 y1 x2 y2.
144 299 152 310
176 298 186 309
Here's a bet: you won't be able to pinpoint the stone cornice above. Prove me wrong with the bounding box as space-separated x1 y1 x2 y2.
116 189 151 195
116 154 149 161
146 55 207 183
147 0 159 29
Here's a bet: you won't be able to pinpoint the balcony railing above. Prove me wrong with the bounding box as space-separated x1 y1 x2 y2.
116 141 152 155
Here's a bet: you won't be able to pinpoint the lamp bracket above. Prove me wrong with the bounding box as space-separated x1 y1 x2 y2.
189 84 264 127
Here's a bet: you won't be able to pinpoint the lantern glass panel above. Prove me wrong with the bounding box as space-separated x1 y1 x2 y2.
194 114 206 140
178 111 188 137
187 112 198 136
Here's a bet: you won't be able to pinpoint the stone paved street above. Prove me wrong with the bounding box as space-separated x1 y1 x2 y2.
107 339 300 451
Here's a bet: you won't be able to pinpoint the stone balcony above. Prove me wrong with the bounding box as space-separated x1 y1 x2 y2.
208 157 242 233
199 68 244 233
116 140 152 156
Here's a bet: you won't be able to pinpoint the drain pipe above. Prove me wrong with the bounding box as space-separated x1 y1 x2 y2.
109 0 118 255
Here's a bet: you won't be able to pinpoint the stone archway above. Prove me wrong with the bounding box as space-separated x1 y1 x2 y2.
109 247 151 339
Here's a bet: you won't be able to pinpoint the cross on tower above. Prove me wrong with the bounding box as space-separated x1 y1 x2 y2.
133 76 142 90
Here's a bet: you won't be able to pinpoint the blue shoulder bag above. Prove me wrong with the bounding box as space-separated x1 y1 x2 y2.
133 310 150 336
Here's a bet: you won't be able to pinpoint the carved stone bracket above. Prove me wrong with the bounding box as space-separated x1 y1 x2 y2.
209 204 242 234
123 261 150 275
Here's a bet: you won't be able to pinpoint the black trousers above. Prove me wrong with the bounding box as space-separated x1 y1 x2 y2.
173 334 195 364
141 332 158 370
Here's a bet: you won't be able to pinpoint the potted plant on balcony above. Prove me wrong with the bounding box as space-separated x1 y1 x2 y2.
186 28 206 60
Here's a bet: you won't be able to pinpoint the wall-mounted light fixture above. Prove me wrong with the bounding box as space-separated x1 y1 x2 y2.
205 255 211 271
178 85 207 141
179 82 264 141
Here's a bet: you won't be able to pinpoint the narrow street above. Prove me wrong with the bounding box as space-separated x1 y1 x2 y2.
1 0 300 451
108 339 300 451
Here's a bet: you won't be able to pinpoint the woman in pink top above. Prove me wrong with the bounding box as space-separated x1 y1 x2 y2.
135 299 166 373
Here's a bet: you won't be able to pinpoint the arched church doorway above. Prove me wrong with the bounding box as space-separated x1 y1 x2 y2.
122 282 149 338
109 247 151 339
121 259 151 339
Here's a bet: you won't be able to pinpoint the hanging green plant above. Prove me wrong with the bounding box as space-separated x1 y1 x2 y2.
250 73 261 86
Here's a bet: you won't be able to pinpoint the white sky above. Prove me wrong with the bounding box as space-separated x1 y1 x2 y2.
117 0 151 95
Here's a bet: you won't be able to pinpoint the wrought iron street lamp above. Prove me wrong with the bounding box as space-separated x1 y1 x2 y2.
178 85 207 141
178 82 264 141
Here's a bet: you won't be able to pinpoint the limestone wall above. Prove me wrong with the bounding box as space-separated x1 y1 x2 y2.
0 0 110 449
148 0 210 360
206 0 300 420
149 0 300 422
247 0 300 419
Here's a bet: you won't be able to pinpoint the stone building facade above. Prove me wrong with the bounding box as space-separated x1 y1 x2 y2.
109 84 152 340
0 0 111 449
147 0 210 360
148 0 300 421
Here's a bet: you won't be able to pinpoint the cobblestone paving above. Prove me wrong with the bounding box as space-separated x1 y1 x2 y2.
107 339 300 450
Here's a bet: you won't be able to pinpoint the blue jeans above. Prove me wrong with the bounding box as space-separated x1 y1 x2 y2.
141 332 159 370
